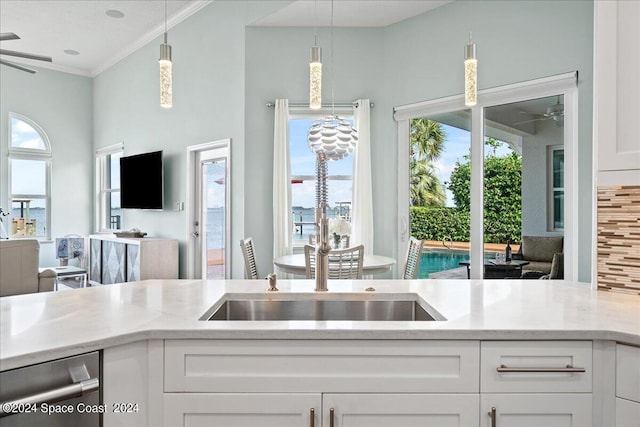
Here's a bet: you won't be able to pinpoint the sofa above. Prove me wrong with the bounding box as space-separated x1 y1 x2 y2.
0 239 55 297
513 235 564 276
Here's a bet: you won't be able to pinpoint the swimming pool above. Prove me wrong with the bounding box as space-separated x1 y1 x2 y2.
418 250 470 278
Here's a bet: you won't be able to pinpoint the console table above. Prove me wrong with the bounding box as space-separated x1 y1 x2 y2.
89 235 178 285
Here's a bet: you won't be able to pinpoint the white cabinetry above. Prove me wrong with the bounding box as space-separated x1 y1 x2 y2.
89 235 178 285
594 0 640 186
480 341 593 426
163 339 480 427
616 344 640 426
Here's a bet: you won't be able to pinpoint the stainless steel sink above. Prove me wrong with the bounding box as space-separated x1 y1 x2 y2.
202 298 439 321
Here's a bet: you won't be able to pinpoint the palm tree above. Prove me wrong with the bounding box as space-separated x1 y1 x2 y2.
409 118 446 206
410 118 445 161
410 158 446 207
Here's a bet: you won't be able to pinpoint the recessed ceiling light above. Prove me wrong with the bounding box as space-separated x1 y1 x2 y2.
64 49 80 56
105 9 125 19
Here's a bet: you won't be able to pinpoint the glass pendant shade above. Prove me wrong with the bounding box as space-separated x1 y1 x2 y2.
159 33 172 108
464 41 477 106
309 46 322 109
308 115 358 161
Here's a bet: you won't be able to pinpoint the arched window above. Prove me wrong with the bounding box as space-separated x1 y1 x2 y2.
8 113 52 239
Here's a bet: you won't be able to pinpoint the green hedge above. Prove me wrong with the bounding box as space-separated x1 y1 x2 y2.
410 206 521 244
410 207 470 242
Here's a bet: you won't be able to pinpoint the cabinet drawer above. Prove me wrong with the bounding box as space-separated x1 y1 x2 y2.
481 341 592 393
165 339 480 393
617 344 640 402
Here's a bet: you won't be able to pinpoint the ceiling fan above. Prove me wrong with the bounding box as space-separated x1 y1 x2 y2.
1 32 52 74
513 96 564 127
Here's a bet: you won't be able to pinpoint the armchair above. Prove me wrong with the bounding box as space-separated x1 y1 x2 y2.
513 235 563 277
0 239 55 296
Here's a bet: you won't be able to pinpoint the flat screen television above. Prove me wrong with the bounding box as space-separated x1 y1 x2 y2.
120 150 164 210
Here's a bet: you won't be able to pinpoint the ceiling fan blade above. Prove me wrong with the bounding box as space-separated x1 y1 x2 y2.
0 48 52 62
0 33 20 41
512 117 549 126
0 59 36 74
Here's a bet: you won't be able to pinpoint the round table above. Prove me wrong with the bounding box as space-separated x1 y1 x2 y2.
273 253 396 276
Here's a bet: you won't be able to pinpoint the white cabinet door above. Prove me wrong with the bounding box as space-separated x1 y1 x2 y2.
323 393 479 427
163 393 321 427
481 394 591 427
616 398 640 427
595 0 640 185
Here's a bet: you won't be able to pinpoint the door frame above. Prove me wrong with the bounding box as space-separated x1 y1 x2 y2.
394 72 578 280
186 139 231 279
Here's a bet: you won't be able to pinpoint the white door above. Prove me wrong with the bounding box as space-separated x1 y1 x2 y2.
188 140 230 279
481 394 592 427
163 393 320 427
324 393 479 427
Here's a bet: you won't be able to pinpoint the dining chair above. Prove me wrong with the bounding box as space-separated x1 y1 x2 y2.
304 244 364 279
239 237 259 279
403 237 425 279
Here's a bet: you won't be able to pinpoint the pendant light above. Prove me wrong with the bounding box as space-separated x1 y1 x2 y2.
307 0 358 161
464 32 477 107
159 0 172 108
309 0 322 110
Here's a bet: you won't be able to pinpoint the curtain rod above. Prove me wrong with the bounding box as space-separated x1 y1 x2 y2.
266 101 374 108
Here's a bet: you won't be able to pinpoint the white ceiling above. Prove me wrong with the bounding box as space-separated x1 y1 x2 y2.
0 1 211 77
0 0 452 77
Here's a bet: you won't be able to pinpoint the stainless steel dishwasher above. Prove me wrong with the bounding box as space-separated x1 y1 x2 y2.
0 351 101 427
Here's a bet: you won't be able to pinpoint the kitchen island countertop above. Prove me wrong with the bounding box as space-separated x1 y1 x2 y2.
1 279 639 371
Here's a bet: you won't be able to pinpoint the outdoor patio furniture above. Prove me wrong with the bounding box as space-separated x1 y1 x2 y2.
459 259 530 279
521 252 564 280
512 235 563 275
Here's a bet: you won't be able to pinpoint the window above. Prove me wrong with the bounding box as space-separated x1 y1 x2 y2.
550 146 564 231
8 113 51 239
289 116 354 246
96 143 123 231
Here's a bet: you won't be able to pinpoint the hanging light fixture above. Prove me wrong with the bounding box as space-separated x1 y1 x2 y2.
309 0 322 110
159 0 172 108
307 0 358 160
464 32 477 107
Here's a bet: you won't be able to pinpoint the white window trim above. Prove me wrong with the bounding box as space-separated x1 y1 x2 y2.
95 142 124 233
8 113 52 240
395 72 578 281
548 146 565 232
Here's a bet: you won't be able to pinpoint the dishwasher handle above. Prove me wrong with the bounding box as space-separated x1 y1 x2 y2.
0 377 99 417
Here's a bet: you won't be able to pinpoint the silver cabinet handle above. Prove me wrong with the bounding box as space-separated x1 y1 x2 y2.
488 407 496 427
330 407 335 427
497 364 586 373
0 377 99 418
310 408 315 427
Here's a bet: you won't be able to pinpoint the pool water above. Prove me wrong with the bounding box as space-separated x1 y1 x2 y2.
418 250 470 278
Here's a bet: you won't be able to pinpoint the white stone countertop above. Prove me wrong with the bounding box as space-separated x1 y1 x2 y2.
1 279 639 371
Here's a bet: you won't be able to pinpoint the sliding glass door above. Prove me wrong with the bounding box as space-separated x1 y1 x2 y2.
396 73 576 280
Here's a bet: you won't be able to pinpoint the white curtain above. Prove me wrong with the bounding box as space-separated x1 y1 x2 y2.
351 99 374 254
273 99 292 258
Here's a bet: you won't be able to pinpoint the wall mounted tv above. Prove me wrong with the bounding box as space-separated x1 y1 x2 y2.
120 150 164 210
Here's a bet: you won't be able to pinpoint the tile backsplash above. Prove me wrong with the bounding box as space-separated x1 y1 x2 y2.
597 185 640 294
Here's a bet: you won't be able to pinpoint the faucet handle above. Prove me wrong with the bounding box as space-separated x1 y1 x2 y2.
266 273 278 291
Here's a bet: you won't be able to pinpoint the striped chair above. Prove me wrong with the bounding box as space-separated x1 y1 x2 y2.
239 237 259 279
403 237 425 279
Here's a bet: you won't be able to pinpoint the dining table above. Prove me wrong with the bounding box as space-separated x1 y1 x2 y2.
273 253 396 277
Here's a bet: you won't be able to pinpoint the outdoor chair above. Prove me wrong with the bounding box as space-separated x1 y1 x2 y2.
513 235 563 275
240 237 259 279
304 244 364 279
403 237 425 279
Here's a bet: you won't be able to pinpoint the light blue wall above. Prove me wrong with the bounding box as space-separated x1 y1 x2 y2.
0 66 93 267
93 1 287 278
